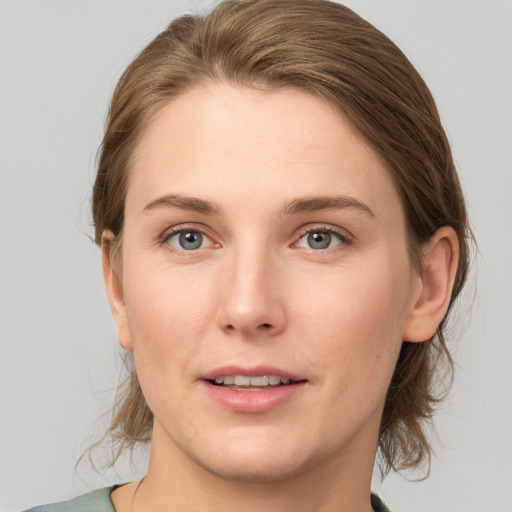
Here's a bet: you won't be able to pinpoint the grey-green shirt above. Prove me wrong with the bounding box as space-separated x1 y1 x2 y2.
25 487 391 512
25 488 114 512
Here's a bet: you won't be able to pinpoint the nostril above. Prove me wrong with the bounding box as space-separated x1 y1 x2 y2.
259 323 272 329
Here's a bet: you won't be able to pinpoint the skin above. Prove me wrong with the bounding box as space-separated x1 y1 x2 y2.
105 85 458 512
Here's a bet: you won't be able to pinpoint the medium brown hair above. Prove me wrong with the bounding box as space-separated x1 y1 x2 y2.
92 0 472 475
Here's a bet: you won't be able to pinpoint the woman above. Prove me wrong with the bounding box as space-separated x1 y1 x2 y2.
25 0 471 511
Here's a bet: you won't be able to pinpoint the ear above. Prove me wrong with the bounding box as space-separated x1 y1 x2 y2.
403 226 459 343
102 230 133 351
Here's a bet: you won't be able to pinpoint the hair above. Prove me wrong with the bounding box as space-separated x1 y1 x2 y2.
91 0 472 475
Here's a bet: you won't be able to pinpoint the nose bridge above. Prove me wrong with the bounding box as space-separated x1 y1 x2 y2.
216 238 286 336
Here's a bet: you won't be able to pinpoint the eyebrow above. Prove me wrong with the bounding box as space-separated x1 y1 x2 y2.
142 194 220 215
280 195 375 217
142 193 374 218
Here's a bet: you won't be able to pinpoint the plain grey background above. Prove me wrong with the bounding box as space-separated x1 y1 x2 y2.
1 1 511 511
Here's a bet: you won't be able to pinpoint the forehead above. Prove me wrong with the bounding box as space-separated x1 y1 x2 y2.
127 84 402 224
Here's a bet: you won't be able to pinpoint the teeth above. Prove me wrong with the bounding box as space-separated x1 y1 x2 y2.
213 375 294 387
249 376 268 386
234 375 252 386
268 375 281 385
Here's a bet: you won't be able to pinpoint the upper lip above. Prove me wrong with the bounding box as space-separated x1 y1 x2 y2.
201 365 304 382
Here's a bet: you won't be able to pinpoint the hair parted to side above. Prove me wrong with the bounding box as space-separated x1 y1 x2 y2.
91 0 472 475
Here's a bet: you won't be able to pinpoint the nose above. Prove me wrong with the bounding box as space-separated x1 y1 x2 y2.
215 247 287 339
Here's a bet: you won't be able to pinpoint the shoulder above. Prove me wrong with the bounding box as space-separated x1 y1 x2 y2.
23 487 116 512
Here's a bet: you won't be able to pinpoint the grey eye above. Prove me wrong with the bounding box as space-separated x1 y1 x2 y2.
297 230 342 250
168 230 208 250
307 231 332 249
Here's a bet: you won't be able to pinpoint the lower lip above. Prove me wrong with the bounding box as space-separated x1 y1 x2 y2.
202 381 307 413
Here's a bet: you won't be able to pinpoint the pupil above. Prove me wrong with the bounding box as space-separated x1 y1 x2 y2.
179 231 202 250
308 231 331 249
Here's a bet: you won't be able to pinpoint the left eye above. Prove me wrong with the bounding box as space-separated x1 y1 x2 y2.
297 230 342 250
167 230 212 251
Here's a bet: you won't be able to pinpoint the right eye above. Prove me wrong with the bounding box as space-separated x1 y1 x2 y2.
166 230 213 251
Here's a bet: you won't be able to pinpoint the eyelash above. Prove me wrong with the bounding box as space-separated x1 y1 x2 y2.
160 224 352 254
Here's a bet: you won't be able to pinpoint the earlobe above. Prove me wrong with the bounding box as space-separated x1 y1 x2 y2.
102 230 133 351
403 226 459 343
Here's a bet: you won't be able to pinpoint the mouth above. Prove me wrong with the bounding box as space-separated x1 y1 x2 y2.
202 367 306 412
209 374 297 390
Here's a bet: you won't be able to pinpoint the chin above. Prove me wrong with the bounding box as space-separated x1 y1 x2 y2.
195 453 310 484
187 433 319 484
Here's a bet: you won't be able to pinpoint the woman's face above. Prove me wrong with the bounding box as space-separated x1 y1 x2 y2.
107 85 423 482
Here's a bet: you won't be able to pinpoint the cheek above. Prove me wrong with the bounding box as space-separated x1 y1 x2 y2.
125 256 215 336
294 259 410 384
122 263 217 391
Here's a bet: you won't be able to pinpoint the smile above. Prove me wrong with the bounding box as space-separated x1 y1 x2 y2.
212 375 293 389
204 373 306 413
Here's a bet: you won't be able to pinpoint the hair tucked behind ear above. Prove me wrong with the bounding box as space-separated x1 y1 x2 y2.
91 0 473 476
